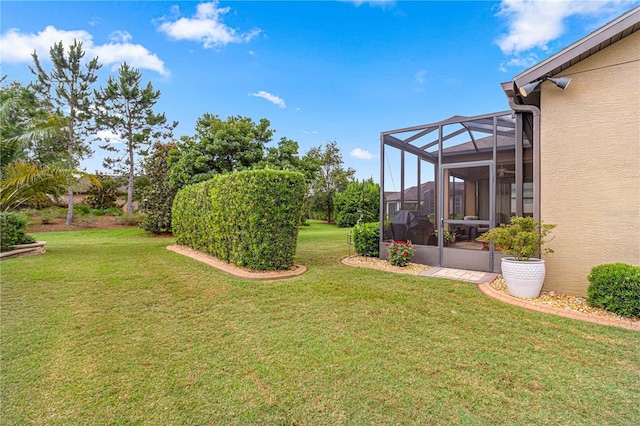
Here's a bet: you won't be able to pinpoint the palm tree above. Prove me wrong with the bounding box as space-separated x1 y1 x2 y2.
1 96 100 213
0 161 99 212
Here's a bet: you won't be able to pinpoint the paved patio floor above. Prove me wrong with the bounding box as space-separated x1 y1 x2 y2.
420 267 498 284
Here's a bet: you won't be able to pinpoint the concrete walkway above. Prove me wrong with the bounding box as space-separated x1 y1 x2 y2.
420 267 498 284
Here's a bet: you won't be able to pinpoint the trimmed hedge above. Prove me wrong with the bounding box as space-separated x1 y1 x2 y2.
172 169 305 270
587 263 640 317
0 212 36 252
353 221 380 257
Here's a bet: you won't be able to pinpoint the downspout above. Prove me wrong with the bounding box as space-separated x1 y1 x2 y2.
506 96 541 222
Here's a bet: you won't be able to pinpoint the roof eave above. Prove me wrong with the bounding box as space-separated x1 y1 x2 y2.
512 6 640 88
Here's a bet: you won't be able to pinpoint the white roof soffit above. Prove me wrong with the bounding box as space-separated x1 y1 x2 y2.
513 5 640 88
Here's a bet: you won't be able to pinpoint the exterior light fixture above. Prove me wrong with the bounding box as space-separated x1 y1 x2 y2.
518 76 572 97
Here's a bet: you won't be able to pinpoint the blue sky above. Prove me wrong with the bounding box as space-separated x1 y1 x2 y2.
2 0 638 182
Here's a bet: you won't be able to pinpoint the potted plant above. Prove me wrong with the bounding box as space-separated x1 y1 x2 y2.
476 216 555 298
435 229 457 246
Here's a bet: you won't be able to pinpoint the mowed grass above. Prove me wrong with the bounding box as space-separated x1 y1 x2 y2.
1 222 639 425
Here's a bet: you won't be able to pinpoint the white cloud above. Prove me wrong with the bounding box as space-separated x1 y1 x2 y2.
250 90 286 109
1 26 92 63
109 30 132 43
303 130 318 135
498 54 538 72
350 148 375 160
344 0 396 8
157 1 261 49
496 0 633 55
96 129 124 144
0 25 169 76
92 43 168 76
414 69 427 85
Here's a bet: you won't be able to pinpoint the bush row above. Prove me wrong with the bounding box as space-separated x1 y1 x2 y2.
172 169 305 270
588 263 640 317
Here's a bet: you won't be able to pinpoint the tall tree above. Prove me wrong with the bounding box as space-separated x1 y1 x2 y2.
169 114 272 189
307 141 355 223
94 62 176 214
30 40 101 225
140 141 178 234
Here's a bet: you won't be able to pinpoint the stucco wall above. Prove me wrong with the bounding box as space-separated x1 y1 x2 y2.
540 31 640 296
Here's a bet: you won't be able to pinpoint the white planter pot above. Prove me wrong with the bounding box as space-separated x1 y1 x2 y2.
501 257 546 299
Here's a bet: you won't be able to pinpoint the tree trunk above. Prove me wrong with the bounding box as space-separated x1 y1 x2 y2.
66 186 74 226
127 146 134 214
66 112 75 226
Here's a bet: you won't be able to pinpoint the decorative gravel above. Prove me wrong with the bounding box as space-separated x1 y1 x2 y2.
342 255 431 275
491 276 640 323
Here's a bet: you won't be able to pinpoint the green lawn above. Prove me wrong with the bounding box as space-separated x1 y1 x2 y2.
2 222 639 425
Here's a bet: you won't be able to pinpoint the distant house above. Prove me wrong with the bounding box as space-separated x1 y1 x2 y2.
385 181 463 221
380 6 639 295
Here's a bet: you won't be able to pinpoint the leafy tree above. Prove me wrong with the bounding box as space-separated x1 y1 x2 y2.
333 178 380 228
94 62 176 214
306 141 355 223
141 141 178 234
255 137 321 184
30 40 101 225
169 114 272 189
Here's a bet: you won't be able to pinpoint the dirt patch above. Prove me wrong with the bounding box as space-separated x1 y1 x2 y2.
27 215 137 233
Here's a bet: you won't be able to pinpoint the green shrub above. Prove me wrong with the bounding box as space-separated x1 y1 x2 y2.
353 221 380 257
92 207 122 216
85 173 122 210
172 169 305 270
587 263 640 317
116 212 145 226
74 204 92 215
0 212 35 251
37 206 67 224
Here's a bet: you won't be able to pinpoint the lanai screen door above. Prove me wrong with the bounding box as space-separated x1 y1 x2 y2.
438 160 496 271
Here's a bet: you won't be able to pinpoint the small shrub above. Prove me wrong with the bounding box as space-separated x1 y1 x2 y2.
116 213 145 226
0 212 35 251
353 221 380 257
77 215 97 228
587 263 640 317
38 206 66 224
92 207 122 216
85 173 122 210
386 240 415 267
476 216 555 261
74 204 92 215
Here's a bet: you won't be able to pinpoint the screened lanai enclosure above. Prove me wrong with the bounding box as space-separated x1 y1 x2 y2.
380 110 536 272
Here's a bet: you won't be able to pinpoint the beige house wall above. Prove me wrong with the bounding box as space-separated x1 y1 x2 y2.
540 31 640 296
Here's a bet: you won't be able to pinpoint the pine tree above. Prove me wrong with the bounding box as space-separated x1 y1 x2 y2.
94 62 176 213
30 40 101 225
